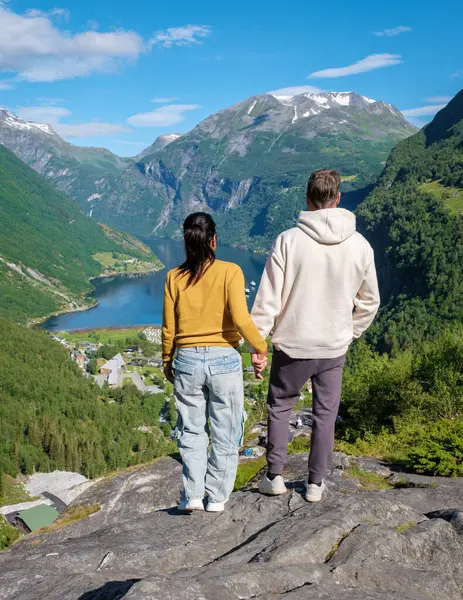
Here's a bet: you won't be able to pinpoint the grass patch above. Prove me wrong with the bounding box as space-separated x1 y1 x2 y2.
38 504 101 533
0 475 37 508
93 252 161 275
419 180 463 215
234 456 267 491
58 326 148 345
343 465 393 490
334 431 408 464
0 515 19 550
395 521 417 533
341 174 358 182
288 435 311 454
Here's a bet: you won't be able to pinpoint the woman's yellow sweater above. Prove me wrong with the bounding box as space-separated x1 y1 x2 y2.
162 260 267 366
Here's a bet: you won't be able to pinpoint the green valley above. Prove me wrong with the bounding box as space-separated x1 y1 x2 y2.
0 144 163 322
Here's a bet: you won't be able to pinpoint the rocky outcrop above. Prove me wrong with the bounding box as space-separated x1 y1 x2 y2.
1 453 463 600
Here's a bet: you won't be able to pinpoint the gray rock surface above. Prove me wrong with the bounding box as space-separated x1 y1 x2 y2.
1 453 463 600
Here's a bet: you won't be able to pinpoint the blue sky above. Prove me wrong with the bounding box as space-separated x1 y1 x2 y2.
0 0 462 156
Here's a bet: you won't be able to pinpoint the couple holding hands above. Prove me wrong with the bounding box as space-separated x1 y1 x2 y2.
162 168 380 512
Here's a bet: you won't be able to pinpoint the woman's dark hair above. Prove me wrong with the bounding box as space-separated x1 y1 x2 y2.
177 212 216 286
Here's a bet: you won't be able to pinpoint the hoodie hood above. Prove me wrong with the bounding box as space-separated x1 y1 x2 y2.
297 208 356 245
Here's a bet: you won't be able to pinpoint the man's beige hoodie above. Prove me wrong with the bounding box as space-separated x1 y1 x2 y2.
251 208 380 358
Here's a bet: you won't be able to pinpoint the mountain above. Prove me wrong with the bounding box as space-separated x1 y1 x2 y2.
0 143 162 322
357 89 463 352
0 93 416 249
136 133 183 159
0 109 130 206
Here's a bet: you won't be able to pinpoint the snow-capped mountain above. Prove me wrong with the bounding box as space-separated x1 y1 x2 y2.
0 109 56 136
0 92 417 248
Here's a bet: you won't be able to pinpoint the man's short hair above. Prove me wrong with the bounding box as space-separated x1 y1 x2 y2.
306 169 341 209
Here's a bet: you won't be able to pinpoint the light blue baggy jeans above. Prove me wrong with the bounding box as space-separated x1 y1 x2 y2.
173 346 245 503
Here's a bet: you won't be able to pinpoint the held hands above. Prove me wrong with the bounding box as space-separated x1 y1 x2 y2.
251 352 268 380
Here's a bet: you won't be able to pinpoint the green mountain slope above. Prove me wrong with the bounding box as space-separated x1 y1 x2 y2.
357 89 463 352
0 144 162 322
0 317 172 483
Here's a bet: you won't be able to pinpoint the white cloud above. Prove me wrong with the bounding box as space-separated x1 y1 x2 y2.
14 105 128 137
0 8 212 82
150 25 211 48
15 105 71 123
451 70 463 78
401 104 446 117
373 26 411 37
127 104 201 127
152 96 179 103
309 54 402 78
268 85 324 97
55 122 129 138
25 7 70 20
426 96 452 103
0 82 13 90
0 5 144 82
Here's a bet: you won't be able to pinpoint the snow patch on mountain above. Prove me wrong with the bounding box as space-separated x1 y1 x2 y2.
270 91 376 108
163 133 182 142
292 106 298 124
0 109 54 135
248 100 257 115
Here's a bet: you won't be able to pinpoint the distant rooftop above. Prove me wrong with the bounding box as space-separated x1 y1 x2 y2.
17 504 59 532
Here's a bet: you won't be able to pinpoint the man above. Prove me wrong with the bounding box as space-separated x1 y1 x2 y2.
251 169 380 502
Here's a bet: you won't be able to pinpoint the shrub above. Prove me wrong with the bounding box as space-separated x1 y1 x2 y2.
0 516 19 550
403 420 463 476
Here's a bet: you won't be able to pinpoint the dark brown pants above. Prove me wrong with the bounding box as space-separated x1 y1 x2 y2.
266 350 346 482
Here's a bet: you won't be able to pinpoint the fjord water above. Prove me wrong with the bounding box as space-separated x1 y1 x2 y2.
42 239 267 331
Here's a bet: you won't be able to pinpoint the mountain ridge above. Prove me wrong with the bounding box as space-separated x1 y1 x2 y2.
0 92 417 249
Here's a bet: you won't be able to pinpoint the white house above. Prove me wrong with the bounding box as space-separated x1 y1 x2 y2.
100 353 125 388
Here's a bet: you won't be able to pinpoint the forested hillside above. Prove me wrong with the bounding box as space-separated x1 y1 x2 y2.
357 90 463 353
0 318 173 483
0 144 162 322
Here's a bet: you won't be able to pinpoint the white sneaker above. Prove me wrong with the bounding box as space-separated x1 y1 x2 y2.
258 474 287 496
206 500 226 512
305 481 326 503
177 498 204 512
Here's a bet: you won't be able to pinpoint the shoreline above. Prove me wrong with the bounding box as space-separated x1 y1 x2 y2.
64 324 161 334
90 264 164 282
31 265 164 330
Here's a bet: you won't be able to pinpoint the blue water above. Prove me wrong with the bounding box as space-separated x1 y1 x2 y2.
42 239 268 331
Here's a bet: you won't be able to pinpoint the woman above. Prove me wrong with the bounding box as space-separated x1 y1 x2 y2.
162 212 268 512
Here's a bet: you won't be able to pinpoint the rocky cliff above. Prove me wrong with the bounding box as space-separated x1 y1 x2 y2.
1 452 462 600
